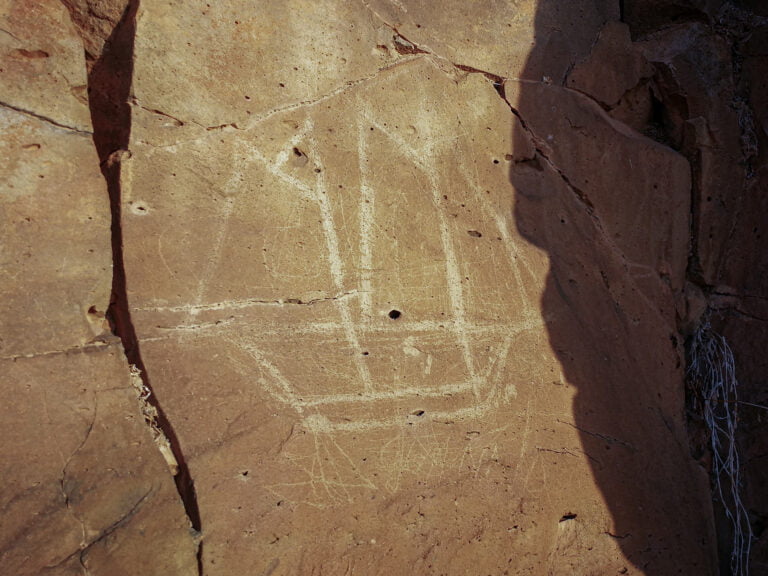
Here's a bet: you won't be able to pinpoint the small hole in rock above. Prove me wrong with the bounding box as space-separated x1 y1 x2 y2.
412 410 425 416
388 309 401 320
467 230 482 238
493 159 500 164
559 513 577 522
362 351 369 356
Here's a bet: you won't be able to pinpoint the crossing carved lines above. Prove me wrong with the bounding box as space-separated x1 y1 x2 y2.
179 185 237 342
456 160 538 312
148 74 544 435
359 110 478 393
265 415 378 508
304 118 374 394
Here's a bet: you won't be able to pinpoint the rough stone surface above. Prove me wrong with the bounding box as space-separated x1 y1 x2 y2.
706 12 768 575
0 350 198 576
632 8 768 573
639 21 743 285
120 1 716 574
59 0 132 61
363 0 618 83
0 1 92 133
566 21 655 107
0 1 197 574
5 0 768 574
0 0 109 357
623 0 723 38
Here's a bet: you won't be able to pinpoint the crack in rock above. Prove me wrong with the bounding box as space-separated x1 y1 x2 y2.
51 487 153 573
0 339 120 362
0 99 92 134
60 0 204 572
59 400 97 551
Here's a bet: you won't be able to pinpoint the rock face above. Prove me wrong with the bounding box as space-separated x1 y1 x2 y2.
0 1 197 574
3 0 767 574
120 1 715 574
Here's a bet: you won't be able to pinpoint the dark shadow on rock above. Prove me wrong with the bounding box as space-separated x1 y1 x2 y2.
510 1 718 573
60 1 204 570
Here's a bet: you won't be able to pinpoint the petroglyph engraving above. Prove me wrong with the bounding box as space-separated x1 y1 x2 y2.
137 61 545 436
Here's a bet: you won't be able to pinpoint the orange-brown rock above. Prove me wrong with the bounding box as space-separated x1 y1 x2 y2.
5 0 768 574
118 1 717 574
0 1 197 574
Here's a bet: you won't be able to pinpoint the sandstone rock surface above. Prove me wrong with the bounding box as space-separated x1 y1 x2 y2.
120 1 717 574
0 1 197 574
0 0 107 356
4 0 768 574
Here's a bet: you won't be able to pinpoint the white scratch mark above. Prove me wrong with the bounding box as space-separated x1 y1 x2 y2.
304 118 374 394
357 111 375 320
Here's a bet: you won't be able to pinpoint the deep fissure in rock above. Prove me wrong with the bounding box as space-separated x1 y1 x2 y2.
60 0 203 570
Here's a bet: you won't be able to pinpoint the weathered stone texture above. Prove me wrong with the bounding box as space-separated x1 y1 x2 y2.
566 22 655 108
122 1 717 574
363 0 618 83
59 0 132 62
709 16 768 574
0 1 197 574
639 21 743 286
509 35 716 568
0 0 109 357
9 0 768 573
0 1 92 132
630 7 768 572
1 351 197 576
0 109 110 356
